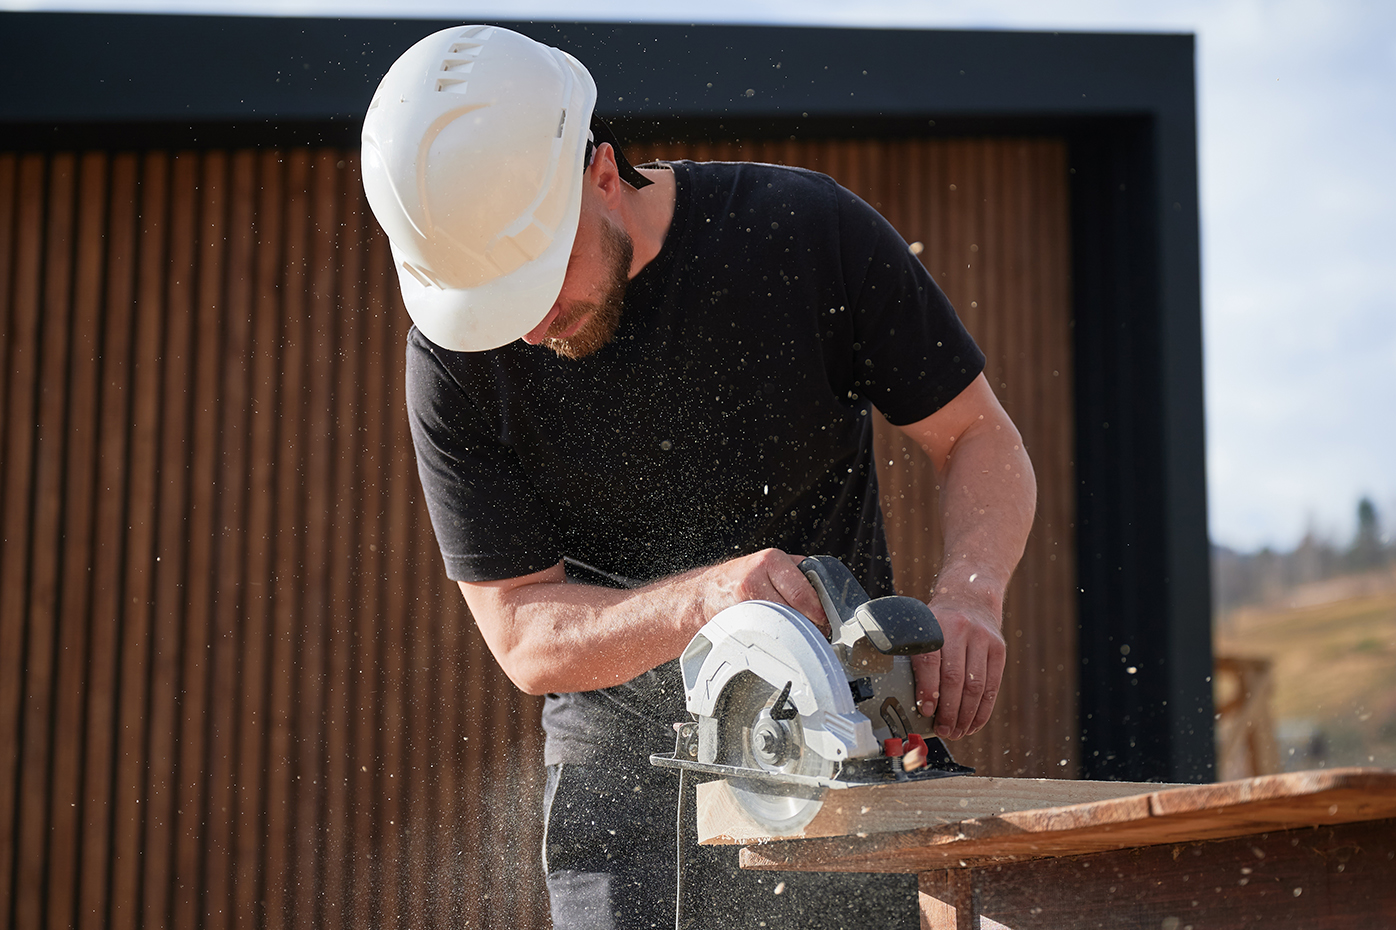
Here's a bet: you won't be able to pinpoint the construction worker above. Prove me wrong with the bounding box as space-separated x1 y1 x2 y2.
362 24 1035 930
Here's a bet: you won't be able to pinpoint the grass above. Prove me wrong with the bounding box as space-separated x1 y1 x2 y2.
1214 578 1396 771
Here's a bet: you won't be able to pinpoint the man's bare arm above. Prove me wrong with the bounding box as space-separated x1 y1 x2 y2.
457 549 830 695
897 373 1036 741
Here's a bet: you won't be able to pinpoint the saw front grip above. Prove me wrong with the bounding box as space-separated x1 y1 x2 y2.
799 556 944 656
679 600 883 764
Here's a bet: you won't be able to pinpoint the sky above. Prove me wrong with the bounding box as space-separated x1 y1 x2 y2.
5 0 1394 553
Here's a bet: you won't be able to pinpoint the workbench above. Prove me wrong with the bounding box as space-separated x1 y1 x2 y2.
698 767 1396 929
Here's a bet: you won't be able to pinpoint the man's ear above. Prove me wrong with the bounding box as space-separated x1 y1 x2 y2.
588 142 625 205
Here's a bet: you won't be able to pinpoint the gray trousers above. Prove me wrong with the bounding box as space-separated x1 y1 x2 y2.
541 756 918 929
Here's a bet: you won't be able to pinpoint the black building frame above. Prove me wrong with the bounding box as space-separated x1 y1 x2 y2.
0 12 1213 782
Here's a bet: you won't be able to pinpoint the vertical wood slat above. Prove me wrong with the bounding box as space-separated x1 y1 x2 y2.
348 162 387 930
108 149 169 930
314 148 353 930
19 151 78 930
144 148 203 930
256 145 295 930
170 148 217 930
204 145 244 930
47 149 110 930
79 150 140 930
232 132 276 918
0 152 27 930
3 136 1069 929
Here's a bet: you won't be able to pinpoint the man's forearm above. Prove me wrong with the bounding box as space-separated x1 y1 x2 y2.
929 416 1036 622
897 373 1036 739
457 549 829 695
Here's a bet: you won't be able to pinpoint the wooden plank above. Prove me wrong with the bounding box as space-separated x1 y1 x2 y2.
377 278 414 929
108 148 170 930
699 773 1172 845
142 148 199 930
18 149 78 930
258 145 297 930
169 151 216 930
79 150 140 930
0 152 43 930
199 145 245 930
285 144 331 930
47 148 111 930
736 768 1396 874
315 147 354 930
228 141 272 927
347 165 386 930
921 818 1396 930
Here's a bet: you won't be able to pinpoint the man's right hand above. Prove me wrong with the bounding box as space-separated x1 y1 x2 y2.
691 548 831 637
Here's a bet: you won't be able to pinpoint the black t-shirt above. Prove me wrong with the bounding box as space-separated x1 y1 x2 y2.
406 160 984 763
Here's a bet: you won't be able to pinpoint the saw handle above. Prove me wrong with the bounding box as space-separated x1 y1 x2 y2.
799 556 944 656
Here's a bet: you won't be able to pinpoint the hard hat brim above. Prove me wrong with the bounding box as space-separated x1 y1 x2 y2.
392 175 581 352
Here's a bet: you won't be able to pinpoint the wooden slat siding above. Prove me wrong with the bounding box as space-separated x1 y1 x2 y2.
431 546 461 927
460 567 490 930
638 137 1077 778
109 150 166 930
169 151 213 930
207 146 249 930
21 150 78 930
146 148 201 930
257 145 296 930
0 152 14 448
0 152 22 927
312 147 343 930
290 146 319 930
79 150 139 930
2 137 1068 929
47 149 108 930
321 149 357 930
347 189 386 930
0 146 24 919
226 147 274 930
377 224 411 930
411 496 439 929
359 158 392 930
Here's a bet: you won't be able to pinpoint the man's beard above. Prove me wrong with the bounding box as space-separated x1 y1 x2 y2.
543 221 633 360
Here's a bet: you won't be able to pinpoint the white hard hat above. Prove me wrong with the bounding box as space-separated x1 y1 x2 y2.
361 25 597 351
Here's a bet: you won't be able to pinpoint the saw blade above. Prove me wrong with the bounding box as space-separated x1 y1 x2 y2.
717 674 835 835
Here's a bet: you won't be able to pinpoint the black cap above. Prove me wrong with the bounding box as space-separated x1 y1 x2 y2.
584 114 653 189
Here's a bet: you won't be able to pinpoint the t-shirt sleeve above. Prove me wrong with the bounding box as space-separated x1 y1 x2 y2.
404 332 562 582
836 186 985 426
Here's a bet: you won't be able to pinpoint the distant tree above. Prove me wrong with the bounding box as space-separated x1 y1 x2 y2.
1348 497 1384 571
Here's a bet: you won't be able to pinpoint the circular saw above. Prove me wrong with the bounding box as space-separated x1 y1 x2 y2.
651 556 973 836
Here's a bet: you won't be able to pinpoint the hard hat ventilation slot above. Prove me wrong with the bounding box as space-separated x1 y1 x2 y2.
435 39 484 94
436 76 470 94
453 24 491 42
401 261 443 290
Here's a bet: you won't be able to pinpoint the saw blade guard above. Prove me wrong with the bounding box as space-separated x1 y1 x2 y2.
680 600 882 764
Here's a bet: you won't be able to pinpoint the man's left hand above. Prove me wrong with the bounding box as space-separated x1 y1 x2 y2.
910 602 1006 741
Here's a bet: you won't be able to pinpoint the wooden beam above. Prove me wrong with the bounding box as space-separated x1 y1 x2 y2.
726 768 1396 873
698 774 1177 845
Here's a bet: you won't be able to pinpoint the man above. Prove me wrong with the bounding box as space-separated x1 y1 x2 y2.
362 24 1035 929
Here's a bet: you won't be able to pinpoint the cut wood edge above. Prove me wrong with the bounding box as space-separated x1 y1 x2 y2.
696 773 1179 845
